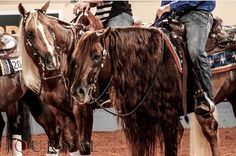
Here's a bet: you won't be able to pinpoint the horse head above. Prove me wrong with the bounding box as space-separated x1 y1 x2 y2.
18 1 61 71
18 1 86 93
70 28 111 104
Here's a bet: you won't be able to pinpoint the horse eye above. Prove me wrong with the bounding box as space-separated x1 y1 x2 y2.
27 31 34 39
92 52 102 63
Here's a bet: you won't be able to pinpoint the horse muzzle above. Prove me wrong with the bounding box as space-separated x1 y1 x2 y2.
71 84 95 105
45 52 60 70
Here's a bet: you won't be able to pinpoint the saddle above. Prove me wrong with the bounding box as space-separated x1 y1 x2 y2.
158 17 236 117
0 31 18 59
160 17 236 54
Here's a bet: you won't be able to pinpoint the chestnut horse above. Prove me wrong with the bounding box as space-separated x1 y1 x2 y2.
0 32 31 151
0 82 31 155
17 2 94 155
18 2 105 155
0 32 64 155
69 27 232 156
0 66 61 156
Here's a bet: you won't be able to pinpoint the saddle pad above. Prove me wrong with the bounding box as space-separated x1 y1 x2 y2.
164 31 236 74
0 57 22 76
0 34 17 50
209 49 236 74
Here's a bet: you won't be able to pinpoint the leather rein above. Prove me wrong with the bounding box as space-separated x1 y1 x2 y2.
88 37 161 117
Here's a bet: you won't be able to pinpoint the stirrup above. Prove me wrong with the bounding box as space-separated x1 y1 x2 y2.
194 91 215 116
203 92 215 113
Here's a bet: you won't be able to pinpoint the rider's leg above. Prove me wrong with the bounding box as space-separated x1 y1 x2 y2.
179 11 215 115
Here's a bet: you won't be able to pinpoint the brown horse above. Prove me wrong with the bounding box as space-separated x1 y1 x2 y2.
0 32 43 154
0 75 65 155
0 67 61 155
17 2 94 155
0 90 31 155
0 32 65 155
69 27 233 156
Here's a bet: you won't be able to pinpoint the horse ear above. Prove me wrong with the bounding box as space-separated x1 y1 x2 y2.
41 1 50 13
18 3 26 17
97 27 111 39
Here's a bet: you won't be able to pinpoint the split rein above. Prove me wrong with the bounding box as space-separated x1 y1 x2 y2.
92 73 159 118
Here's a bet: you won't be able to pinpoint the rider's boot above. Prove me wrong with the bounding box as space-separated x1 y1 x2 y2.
194 90 215 116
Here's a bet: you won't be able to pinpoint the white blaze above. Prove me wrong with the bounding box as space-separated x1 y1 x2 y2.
38 22 54 56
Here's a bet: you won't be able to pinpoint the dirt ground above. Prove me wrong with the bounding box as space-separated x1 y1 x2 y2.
0 128 236 156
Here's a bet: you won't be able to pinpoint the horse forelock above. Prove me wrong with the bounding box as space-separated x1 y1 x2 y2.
18 13 41 93
25 10 38 28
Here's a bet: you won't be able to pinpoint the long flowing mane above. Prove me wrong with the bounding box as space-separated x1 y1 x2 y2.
18 11 41 93
106 27 180 109
105 27 181 155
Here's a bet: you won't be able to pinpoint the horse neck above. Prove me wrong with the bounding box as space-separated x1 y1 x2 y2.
107 28 169 68
106 28 183 114
52 20 76 55
106 28 177 88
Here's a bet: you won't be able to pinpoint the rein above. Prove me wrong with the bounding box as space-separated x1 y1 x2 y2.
70 11 83 23
94 69 159 117
89 76 113 104
89 38 161 117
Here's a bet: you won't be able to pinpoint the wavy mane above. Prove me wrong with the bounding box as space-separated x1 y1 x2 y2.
18 12 41 93
105 27 180 155
107 27 170 109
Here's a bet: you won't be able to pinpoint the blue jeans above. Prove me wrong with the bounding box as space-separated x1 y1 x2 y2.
179 11 213 99
105 12 133 27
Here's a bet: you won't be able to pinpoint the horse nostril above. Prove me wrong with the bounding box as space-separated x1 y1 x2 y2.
77 87 85 97
45 58 51 64
45 53 52 64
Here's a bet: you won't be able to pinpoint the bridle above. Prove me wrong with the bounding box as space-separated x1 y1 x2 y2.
86 36 160 117
22 10 69 93
86 36 109 101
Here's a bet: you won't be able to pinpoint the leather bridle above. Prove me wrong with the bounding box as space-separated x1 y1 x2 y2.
22 10 69 93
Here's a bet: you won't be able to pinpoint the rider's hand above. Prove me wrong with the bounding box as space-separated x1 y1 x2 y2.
73 1 90 14
156 4 171 19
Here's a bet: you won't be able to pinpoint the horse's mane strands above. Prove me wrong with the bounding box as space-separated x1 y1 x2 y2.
106 27 164 156
18 13 41 93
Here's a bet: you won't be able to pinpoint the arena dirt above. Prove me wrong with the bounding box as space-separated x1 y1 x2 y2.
0 128 235 156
